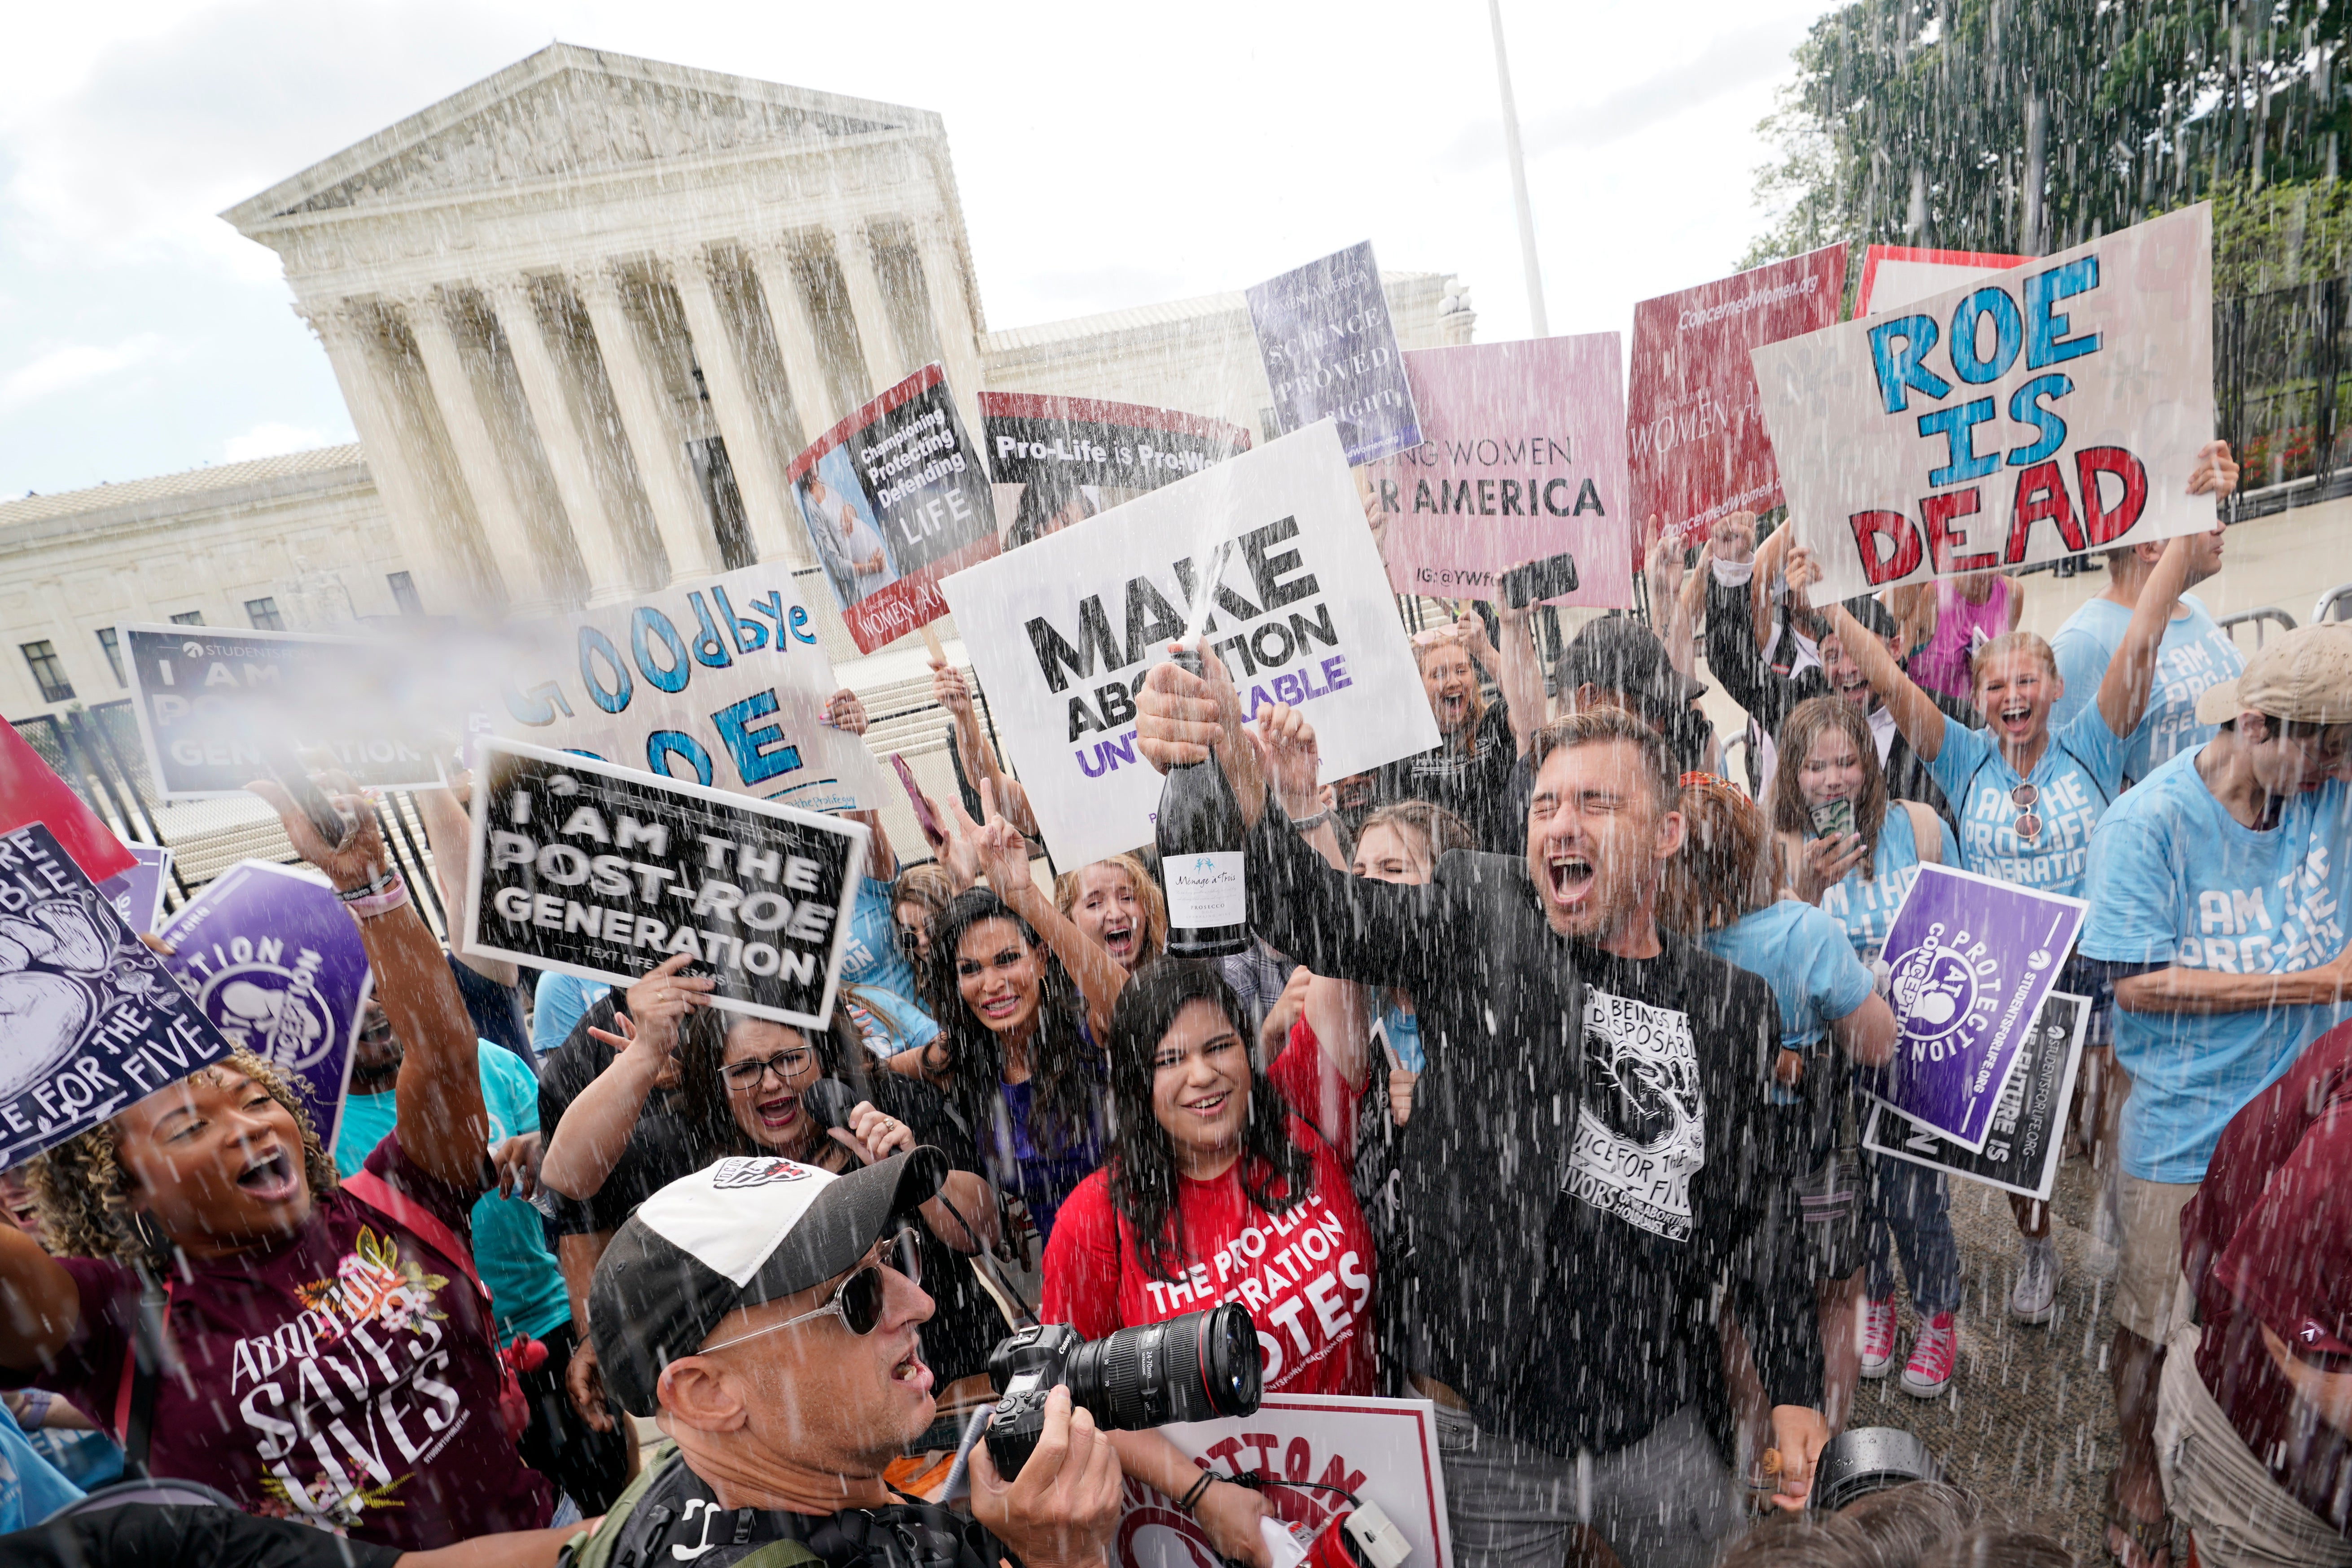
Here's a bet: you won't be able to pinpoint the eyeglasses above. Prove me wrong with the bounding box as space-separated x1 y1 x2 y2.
2010 782 2042 842
698 1229 923 1351
721 1047 818 1089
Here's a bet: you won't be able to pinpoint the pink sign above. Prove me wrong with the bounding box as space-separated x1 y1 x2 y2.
1364 334 1633 608
1627 243 1847 547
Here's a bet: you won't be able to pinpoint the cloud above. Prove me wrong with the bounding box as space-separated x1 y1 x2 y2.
0 334 166 411
222 421 334 462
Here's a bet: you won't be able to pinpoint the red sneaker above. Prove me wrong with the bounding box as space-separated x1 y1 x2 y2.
1859 1297 1898 1380
1901 1312 1957 1397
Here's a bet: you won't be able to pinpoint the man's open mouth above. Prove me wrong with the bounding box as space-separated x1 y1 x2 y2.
1547 854 1596 907
891 1343 933 1394
237 1148 302 1203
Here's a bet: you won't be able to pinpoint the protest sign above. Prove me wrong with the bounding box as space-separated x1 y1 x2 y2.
1118 1396 1451 1568
0 823 238 1168
1863 864 2086 1152
465 738 867 1029
1247 241 1421 465
95 844 172 935
0 720 135 882
123 623 445 798
940 422 1438 868
1866 990 2087 1201
1627 244 1847 547
981 392 1252 502
1855 245 2030 318
160 861 370 1151
788 363 998 655
1754 204 2215 602
1363 335 1633 607
493 563 884 814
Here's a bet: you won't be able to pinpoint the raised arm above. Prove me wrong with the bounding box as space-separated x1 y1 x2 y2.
934 661 1040 839
1458 609 1542 758
1822 580 1949 762
1642 516 1698 680
416 775 517 988
2095 532 2197 740
954 780 1127 1045
539 955 709 1200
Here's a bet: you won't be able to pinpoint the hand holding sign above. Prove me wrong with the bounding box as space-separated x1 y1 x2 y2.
2186 439 2241 498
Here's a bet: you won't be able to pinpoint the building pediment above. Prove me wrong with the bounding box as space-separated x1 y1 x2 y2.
223 44 932 230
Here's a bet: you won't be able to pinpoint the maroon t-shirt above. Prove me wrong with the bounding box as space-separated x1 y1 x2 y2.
11 1131 552 1549
2181 1018 2352 1536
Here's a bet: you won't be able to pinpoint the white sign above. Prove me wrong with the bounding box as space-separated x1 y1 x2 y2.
1117 1396 1452 1568
1753 204 2215 603
940 423 1439 867
493 565 886 813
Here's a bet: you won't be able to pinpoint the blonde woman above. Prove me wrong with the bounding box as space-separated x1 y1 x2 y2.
1053 853 1167 974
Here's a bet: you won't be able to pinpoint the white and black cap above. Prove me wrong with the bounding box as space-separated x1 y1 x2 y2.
590 1148 947 1415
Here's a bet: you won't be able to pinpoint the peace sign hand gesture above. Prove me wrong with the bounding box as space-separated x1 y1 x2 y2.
945 778 1033 895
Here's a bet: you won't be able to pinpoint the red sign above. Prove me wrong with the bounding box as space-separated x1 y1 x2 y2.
1853 245 2033 319
0 721 134 881
1626 243 1847 550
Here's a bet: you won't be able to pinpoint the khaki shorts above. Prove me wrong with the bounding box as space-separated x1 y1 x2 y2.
2113 1173 2200 1341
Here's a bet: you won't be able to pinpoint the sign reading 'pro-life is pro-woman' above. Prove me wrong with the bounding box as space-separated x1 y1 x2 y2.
941 422 1437 868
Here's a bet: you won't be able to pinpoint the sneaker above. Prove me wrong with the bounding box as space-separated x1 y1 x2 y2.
1901 1313 1957 1397
2010 1237 2060 1324
1859 1297 1898 1379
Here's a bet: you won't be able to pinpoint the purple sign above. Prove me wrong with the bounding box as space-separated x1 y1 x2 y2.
94 844 172 934
1862 864 2085 1152
161 861 370 1150
1246 240 1422 465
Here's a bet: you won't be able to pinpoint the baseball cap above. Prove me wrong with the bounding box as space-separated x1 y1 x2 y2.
1554 615 1707 721
590 1148 948 1415
2194 624 2352 727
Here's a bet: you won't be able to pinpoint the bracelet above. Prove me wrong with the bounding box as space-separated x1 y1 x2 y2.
335 866 399 903
342 875 411 921
1289 810 1330 834
1176 1471 1217 1514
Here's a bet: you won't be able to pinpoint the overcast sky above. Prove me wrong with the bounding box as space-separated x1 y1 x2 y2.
0 0 1828 499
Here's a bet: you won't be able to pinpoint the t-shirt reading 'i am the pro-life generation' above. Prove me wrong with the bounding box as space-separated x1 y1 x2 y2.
1816 805 1959 961
1040 1116 1376 1396
4 1135 553 1550
2048 591 2243 784
1924 702 2127 900
2082 749 2352 1183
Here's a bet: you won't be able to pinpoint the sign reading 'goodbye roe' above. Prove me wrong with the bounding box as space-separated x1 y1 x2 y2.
1755 204 2215 604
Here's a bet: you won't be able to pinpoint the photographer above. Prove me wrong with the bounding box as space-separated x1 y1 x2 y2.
1138 651 1827 1568
569 1152 1121 1568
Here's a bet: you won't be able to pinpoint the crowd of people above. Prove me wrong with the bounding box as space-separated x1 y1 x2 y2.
1 434 2350 1568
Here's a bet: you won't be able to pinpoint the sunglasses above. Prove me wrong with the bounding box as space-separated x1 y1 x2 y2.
721 1047 818 1090
2010 782 2042 842
698 1227 923 1350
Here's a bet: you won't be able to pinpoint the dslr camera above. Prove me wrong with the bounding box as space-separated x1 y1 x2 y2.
984 1304 1261 1477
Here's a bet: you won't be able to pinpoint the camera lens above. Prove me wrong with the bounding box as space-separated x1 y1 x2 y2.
1065 1304 1262 1432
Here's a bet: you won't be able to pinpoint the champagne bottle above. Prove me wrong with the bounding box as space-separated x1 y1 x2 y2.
1156 648 1250 958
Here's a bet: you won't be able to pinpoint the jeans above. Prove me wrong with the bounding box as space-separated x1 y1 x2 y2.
1862 1151 1961 1317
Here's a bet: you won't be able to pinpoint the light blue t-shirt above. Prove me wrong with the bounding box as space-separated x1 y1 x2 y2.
1924 702 2127 899
532 970 607 1060
332 1042 574 1341
1704 898 1879 1051
1817 804 1961 961
2082 748 2352 1183
2048 592 2243 782
0 1400 82 1532
838 877 939 1056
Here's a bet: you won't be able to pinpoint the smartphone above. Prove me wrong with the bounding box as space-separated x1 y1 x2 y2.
1501 551 1580 609
254 736 351 850
890 753 946 849
1808 798 1855 840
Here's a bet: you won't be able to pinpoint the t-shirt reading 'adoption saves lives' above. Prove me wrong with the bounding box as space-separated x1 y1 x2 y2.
1040 1117 1375 1395
5 1134 552 1549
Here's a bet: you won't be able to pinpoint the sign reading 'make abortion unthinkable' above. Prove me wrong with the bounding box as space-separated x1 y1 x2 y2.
162 860 371 1152
465 739 867 1030
0 823 238 1168
495 564 885 815
1754 204 2215 603
123 623 446 798
1862 864 2086 1153
1247 241 1422 465
1865 990 2087 1202
941 422 1437 868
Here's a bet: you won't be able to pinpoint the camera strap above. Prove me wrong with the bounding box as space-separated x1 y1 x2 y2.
592 1450 1003 1568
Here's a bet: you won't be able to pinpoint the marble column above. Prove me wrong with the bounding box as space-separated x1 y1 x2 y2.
402 290 556 618
665 248 806 567
832 220 902 394
299 300 480 613
913 214 988 432
747 239 843 442
485 277 638 607
574 265 723 583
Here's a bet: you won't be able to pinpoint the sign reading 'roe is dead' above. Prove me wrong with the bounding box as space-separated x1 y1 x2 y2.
464 738 867 1029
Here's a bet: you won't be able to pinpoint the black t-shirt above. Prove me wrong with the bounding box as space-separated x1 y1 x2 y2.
857 1073 1010 1386
593 1449 1003 1568
448 953 534 1066
1371 702 1520 852
1 1505 402 1568
537 996 705 1238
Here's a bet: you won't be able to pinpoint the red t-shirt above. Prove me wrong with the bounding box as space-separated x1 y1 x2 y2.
11 1132 553 1549
2181 1018 2352 1535
1041 1116 1376 1395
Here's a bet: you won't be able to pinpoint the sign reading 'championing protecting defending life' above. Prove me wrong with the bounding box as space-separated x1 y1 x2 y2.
464 739 867 1030
1753 204 2215 603
939 422 1439 868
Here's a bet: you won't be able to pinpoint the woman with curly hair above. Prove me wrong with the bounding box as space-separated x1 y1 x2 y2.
1042 959 1376 1568
0 780 555 1550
